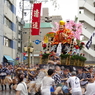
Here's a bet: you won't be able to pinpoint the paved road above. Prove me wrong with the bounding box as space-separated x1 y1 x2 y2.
0 86 16 95
0 90 15 95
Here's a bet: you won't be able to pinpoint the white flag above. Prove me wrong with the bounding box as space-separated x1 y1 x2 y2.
86 31 95 49
56 43 62 56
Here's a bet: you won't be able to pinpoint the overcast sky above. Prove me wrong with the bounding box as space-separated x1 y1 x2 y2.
16 0 78 22
42 0 78 21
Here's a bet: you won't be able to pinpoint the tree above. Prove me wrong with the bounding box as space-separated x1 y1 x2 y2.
50 0 59 9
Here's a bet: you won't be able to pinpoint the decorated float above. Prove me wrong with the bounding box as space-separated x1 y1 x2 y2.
40 20 87 66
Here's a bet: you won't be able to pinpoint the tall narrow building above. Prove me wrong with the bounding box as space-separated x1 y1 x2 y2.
0 0 17 64
78 0 95 63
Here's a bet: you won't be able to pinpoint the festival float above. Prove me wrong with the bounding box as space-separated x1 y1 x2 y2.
40 20 87 66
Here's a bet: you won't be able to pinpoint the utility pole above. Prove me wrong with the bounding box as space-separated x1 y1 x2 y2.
20 0 24 64
22 0 34 68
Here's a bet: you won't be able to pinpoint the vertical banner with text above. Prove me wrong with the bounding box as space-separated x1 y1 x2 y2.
31 3 42 35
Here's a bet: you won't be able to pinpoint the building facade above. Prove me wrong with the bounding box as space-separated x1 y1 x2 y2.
0 0 17 64
16 16 22 63
78 0 95 63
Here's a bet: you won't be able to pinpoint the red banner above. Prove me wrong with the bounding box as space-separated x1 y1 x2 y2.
23 53 27 56
31 3 42 35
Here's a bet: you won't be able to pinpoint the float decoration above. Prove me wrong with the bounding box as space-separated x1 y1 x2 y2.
65 20 83 40
46 32 55 38
60 54 86 66
52 22 59 32
41 20 86 66
42 43 47 50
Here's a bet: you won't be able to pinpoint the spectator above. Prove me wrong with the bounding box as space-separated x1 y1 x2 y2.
35 67 47 93
77 68 88 94
0 65 7 90
86 66 93 79
85 69 95 95
52 66 62 86
16 73 28 95
66 71 82 95
41 69 55 95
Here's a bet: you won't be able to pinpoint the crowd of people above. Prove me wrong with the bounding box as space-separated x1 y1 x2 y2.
0 62 95 95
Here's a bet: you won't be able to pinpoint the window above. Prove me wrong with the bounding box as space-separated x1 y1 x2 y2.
4 37 11 47
5 0 12 10
23 32 27 34
4 16 12 29
18 40 21 43
79 9 84 14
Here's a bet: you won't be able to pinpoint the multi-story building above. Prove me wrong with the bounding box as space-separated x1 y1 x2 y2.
16 16 22 63
78 0 95 63
41 8 62 24
0 0 17 64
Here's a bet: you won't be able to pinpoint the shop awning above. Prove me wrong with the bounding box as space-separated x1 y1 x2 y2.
4 55 14 62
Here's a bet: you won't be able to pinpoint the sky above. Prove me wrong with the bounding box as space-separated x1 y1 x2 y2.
42 0 78 21
16 0 78 22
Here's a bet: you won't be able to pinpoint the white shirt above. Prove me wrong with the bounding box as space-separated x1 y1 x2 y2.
85 82 95 95
41 76 54 95
67 76 81 93
16 82 28 95
36 70 46 83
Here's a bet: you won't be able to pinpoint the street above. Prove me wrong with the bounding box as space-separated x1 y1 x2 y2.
0 90 15 95
0 86 15 95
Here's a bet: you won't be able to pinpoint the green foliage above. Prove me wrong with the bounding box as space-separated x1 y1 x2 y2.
60 54 87 62
79 56 87 62
76 39 80 45
71 55 87 62
60 54 70 59
71 55 79 60
74 16 78 22
42 53 50 59
50 0 59 9
76 40 85 50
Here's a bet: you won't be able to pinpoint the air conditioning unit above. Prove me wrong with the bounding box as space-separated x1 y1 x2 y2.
18 35 21 39
18 43 21 47
18 26 21 31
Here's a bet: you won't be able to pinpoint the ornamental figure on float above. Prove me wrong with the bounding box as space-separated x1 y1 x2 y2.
51 20 73 54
